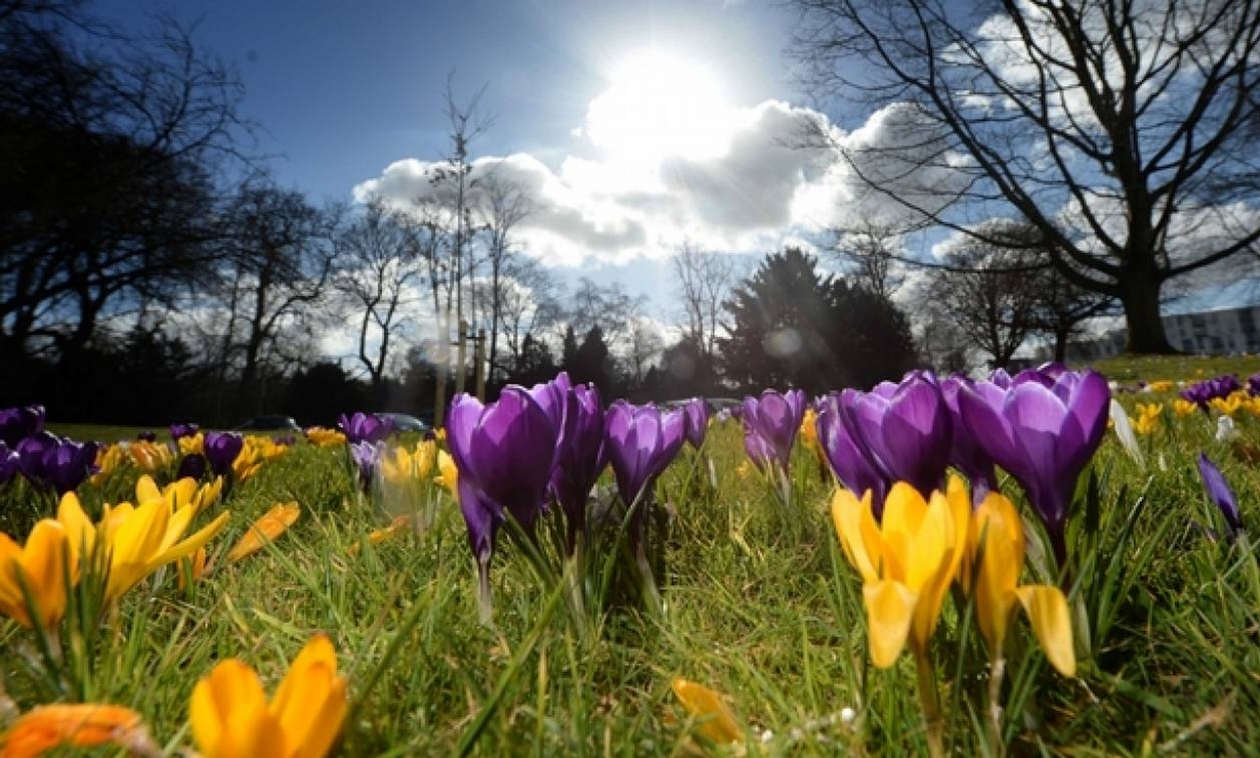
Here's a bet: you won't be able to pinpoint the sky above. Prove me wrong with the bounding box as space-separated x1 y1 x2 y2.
91 0 823 313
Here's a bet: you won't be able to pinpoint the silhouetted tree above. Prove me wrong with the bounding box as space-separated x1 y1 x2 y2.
720 247 915 393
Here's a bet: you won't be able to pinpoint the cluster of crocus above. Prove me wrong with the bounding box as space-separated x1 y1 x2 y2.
15 433 99 494
0 404 45 446
1180 374 1242 410
739 389 805 474
129 439 174 473
305 426 347 448
190 634 347 758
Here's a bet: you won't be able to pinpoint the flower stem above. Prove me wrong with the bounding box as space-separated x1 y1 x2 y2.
914 650 944 758
987 654 1006 754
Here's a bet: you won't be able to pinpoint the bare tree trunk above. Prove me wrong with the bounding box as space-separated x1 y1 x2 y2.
1119 272 1175 354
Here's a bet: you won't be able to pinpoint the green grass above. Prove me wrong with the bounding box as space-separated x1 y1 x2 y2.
1092 353 1260 383
4 399 1260 754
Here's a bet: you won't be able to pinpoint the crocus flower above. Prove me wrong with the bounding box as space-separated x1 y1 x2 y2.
831 475 970 668
0 519 71 628
306 426 347 448
740 389 806 472
672 678 743 745
967 491 1075 677
0 404 45 446
549 382 607 550
136 431 157 442
136 475 223 516
1108 399 1144 468
227 502 301 562
17 434 98 494
604 401 685 509
129 439 174 474
959 368 1109 563
177 453 208 481
683 398 709 449
0 441 18 484
204 432 244 478
528 371 577 465
2 703 157 757
817 394 889 506
349 441 383 492
840 372 952 504
169 422 199 440
190 634 347 758
57 487 230 604
338 412 394 445
1249 371 1260 397
447 389 559 535
940 376 997 503
1197 452 1243 537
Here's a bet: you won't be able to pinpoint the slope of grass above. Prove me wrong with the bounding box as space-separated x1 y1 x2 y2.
1092 353 1260 383
3 396 1260 754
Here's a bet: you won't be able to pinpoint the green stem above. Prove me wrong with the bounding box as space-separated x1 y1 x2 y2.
915 650 944 758
986 654 1006 755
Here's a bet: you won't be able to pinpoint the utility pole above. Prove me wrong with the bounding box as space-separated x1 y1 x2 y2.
474 328 487 401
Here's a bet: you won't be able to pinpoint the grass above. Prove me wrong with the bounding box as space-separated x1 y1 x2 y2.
1092 353 1260 383
4 389 1260 755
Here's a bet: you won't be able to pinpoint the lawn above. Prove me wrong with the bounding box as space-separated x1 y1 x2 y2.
2 373 1259 755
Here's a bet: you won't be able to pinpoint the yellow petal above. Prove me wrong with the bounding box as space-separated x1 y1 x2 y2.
271 635 348 758
671 678 743 744
1015 585 1076 678
830 488 881 583
863 579 918 668
18 520 70 629
3 704 153 756
190 659 274 758
227 503 301 562
135 475 162 505
150 509 230 569
56 491 96 563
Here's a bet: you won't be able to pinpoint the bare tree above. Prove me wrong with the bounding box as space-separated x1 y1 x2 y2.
670 243 735 364
475 174 533 383
830 222 905 300
568 278 647 354
496 256 562 375
922 221 1046 369
337 196 421 394
627 317 664 387
791 0 1260 353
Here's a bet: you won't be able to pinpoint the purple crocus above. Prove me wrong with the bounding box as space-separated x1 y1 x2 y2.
338 412 395 445
959 368 1109 563
169 422 199 440
1248 371 1260 397
0 404 45 446
136 430 157 442
549 382 607 550
16 433 97 493
940 376 998 503
176 453 207 481
816 393 890 507
1197 452 1243 538
203 432 244 477
350 440 383 492
604 401 686 510
1180 374 1242 410
740 389 806 472
527 372 578 469
839 371 952 502
0 441 21 484
447 388 560 538
682 398 709 449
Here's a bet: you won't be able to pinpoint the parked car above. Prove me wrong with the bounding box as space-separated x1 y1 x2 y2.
236 415 301 431
378 412 430 433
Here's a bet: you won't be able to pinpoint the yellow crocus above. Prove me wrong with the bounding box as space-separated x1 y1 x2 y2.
179 432 205 456
90 444 126 486
190 634 348 758
1146 380 1173 393
1210 392 1244 417
0 520 71 629
433 450 458 500
671 678 743 744
1132 402 1162 435
57 489 229 604
129 440 174 473
831 476 970 668
0 703 156 757
968 493 1075 677
227 502 301 562
135 475 222 515
799 408 819 452
380 440 439 487
305 427 346 448
1172 398 1197 418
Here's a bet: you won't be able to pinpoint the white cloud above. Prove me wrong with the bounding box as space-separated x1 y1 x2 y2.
353 86 942 267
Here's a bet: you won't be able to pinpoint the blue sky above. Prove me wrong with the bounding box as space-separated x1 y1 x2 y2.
88 1 842 315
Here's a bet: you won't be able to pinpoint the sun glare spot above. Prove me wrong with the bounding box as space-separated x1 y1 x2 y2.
584 51 734 166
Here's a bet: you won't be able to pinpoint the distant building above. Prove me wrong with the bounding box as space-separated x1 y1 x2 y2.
1043 303 1260 362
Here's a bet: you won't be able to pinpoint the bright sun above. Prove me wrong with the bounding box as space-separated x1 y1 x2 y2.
584 51 734 164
